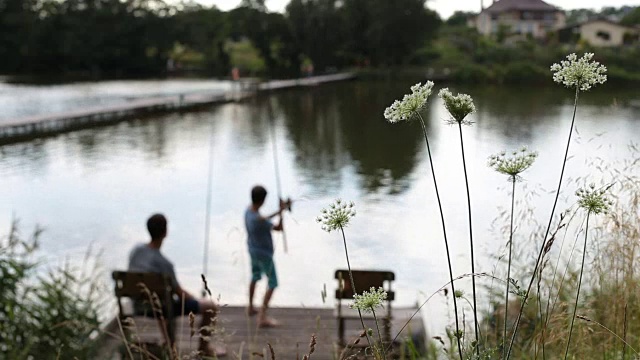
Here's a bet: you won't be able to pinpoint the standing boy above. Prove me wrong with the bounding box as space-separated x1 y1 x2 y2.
245 185 288 327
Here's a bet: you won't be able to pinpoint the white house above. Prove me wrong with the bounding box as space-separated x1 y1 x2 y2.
474 0 566 39
558 19 640 47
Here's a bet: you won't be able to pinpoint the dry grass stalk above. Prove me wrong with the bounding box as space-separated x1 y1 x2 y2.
268 343 276 360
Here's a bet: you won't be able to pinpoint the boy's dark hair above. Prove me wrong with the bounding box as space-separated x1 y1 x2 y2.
251 185 267 205
147 213 167 240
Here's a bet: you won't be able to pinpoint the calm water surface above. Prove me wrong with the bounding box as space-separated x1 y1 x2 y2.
1 80 638 333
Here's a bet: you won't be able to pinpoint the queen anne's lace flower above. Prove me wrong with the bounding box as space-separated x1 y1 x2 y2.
383 82 434 122
350 287 387 313
316 199 356 232
550 53 607 91
438 88 476 125
576 183 613 214
488 147 537 182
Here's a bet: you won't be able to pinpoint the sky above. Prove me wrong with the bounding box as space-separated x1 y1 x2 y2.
195 0 639 19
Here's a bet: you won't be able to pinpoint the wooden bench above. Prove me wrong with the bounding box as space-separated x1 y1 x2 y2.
112 271 177 349
334 270 395 347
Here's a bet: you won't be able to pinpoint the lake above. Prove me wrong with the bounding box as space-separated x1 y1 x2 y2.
0 79 638 334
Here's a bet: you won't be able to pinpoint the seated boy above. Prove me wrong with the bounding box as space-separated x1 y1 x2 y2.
128 213 226 357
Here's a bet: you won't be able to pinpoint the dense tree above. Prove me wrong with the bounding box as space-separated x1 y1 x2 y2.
0 0 38 73
286 0 345 71
446 11 475 27
341 0 443 66
566 6 636 25
171 4 230 74
621 7 640 26
8 0 633 80
227 5 300 77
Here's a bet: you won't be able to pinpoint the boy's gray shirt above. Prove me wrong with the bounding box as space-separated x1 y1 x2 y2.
128 243 179 289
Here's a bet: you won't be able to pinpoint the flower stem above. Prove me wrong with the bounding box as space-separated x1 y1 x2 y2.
502 179 516 360
416 113 463 360
371 308 387 360
339 226 373 349
457 121 479 354
506 85 581 359
563 211 590 360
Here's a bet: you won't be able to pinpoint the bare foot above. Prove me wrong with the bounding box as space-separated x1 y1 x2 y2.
246 307 258 316
257 317 280 328
200 343 227 358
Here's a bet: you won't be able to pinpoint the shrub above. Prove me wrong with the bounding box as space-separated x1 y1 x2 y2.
451 63 493 83
500 62 548 84
0 220 104 359
605 66 640 84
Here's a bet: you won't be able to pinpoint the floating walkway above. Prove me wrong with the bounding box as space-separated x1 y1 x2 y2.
96 305 425 360
0 73 356 143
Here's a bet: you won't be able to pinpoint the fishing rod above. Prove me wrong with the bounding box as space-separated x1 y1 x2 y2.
201 117 216 297
266 97 290 253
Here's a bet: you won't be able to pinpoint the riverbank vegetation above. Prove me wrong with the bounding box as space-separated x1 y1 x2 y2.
0 220 104 359
2 0 638 83
430 24 640 85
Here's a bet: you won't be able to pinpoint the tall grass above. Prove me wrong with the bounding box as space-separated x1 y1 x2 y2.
0 219 104 359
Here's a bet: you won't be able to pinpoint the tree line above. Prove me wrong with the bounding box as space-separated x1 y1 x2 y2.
1 0 637 81
0 0 441 79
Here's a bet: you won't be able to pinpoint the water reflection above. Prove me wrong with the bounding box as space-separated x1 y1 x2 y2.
274 81 426 195
275 89 349 193
0 139 50 176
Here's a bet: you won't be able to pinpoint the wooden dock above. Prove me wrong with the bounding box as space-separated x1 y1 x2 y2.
98 305 425 359
0 73 356 144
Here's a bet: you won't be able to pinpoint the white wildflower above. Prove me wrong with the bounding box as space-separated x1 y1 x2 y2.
550 53 607 91
383 82 434 123
576 183 613 215
488 146 538 182
351 287 387 313
438 88 476 125
316 199 356 233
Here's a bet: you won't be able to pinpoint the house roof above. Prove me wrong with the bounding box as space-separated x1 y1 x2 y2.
484 0 560 13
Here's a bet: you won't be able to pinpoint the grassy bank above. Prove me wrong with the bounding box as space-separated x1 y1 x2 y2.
0 221 104 359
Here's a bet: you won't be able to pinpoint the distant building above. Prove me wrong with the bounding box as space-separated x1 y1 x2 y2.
473 0 566 39
558 19 640 47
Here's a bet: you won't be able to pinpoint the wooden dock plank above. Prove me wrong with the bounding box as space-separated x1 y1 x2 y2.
99 305 424 359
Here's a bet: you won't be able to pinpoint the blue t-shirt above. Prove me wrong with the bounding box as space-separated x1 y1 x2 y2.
245 208 274 257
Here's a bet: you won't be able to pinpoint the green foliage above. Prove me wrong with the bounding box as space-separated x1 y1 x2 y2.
0 1 637 82
227 5 300 78
500 62 548 84
432 22 640 85
346 0 441 66
225 39 267 75
171 4 230 75
446 11 475 27
451 63 492 84
170 43 206 69
287 0 441 69
0 222 39 359
620 6 640 26
286 0 345 71
607 66 640 83
0 0 443 78
0 220 104 359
